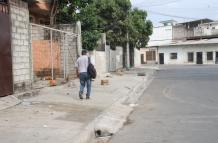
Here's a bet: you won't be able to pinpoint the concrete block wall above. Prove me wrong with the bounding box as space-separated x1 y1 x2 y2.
59 24 81 79
10 1 31 92
92 51 107 76
105 46 123 72
31 26 46 40
134 48 141 67
115 46 123 70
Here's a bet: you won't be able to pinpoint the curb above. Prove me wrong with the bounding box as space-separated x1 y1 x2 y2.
72 71 155 143
0 95 21 111
0 89 40 111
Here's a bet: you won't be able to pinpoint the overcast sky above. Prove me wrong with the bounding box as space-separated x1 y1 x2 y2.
131 0 218 26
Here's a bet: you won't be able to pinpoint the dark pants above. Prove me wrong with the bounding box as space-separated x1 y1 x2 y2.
79 72 91 97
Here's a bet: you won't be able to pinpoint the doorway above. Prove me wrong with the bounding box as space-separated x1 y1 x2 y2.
216 52 218 64
141 54 145 64
196 52 203 64
0 3 13 97
159 53 164 64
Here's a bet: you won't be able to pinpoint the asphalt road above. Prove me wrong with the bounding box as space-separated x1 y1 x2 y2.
109 65 218 143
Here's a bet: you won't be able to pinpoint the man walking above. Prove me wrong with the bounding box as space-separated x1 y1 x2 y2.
75 50 91 100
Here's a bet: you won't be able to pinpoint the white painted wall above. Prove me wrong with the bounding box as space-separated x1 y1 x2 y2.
93 51 107 76
115 46 123 70
149 26 173 46
158 44 218 64
99 45 123 73
150 26 173 41
134 48 141 67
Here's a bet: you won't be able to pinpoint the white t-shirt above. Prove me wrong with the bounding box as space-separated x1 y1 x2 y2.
75 55 89 73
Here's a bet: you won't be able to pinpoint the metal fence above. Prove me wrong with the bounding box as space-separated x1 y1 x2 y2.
30 23 79 86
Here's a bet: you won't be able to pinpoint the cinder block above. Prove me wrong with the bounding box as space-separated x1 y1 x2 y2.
23 40 28 46
24 63 30 68
20 75 25 81
14 75 19 82
20 34 27 40
19 10 25 17
14 21 19 27
19 40 24 46
25 75 30 80
14 33 20 39
17 16 22 22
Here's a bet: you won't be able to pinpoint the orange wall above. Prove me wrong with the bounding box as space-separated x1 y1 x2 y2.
32 40 61 73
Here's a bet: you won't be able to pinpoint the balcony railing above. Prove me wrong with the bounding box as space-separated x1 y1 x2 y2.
194 29 218 37
211 29 218 35
0 2 9 14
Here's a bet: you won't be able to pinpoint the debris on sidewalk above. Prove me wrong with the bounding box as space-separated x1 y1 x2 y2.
137 72 146 76
129 103 138 107
0 67 154 143
101 79 109 85
49 80 57 86
105 73 112 78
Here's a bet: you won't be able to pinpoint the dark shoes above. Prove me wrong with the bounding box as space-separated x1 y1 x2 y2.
86 95 90 100
79 92 90 100
79 92 83 100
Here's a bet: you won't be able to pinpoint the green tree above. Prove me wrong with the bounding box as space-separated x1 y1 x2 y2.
95 0 131 48
57 0 93 23
79 3 101 50
128 8 153 49
57 0 153 51
57 0 101 51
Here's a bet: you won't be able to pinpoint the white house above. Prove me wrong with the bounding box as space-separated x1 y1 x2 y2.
141 19 218 65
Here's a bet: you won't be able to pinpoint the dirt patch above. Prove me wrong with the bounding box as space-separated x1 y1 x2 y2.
32 102 103 123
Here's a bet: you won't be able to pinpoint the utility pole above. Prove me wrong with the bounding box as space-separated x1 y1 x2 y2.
126 32 130 69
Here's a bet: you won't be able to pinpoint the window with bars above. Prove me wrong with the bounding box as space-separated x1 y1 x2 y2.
0 0 9 14
188 52 194 62
207 52 213 61
170 53 177 60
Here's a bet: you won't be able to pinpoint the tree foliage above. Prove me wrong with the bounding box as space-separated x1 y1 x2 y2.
57 0 94 23
94 0 131 49
57 0 153 51
128 8 153 49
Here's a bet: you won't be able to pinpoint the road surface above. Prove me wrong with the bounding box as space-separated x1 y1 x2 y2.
109 65 218 143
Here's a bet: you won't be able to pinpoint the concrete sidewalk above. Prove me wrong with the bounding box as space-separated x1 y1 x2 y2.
0 67 155 143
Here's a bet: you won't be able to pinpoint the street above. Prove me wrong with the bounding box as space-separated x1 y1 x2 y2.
109 65 218 143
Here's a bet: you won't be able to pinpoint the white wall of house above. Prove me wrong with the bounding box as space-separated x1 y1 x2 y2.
158 44 218 64
149 25 173 46
150 26 173 41
134 48 141 67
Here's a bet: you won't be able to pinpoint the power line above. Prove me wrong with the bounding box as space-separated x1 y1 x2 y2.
147 10 199 20
133 0 184 8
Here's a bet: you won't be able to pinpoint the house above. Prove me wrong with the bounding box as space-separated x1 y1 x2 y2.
140 19 218 65
0 0 81 97
28 0 58 25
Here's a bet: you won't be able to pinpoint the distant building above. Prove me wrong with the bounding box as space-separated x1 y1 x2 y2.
140 19 218 65
28 0 58 25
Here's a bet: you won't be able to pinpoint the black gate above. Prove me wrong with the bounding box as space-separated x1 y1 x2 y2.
159 53 164 64
0 1 13 97
216 52 218 64
196 52 203 64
